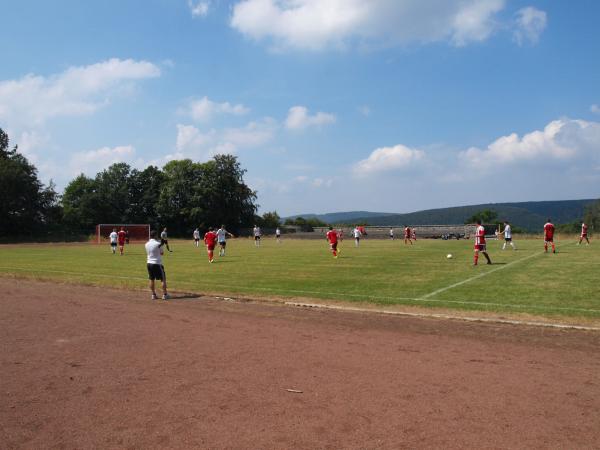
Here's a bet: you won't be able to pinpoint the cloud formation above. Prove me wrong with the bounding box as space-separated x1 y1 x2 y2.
460 119 600 169
0 58 160 126
285 106 336 130
230 0 508 51
591 104 600 114
189 0 210 17
513 6 547 45
69 145 138 176
354 144 425 176
185 96 250 122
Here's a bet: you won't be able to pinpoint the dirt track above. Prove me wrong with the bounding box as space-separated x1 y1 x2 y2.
1 279 599 449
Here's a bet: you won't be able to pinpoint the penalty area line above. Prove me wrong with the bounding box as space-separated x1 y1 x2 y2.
420 250 545 299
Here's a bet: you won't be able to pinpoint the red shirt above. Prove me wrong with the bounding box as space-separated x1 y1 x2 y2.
117 230 126 244
544 223 555 239
326 230 338 244
475 225 486 245
582 224 588 235
404 227 410 237
204 231 217 246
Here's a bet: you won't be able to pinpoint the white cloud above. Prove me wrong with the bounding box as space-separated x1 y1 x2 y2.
186 96 250 122
189 0 210 17
175 118 276 159
0 58 160 126
354 144 425 176
357 105 371 117
69 145 138 176
230 0 506 51
513 6 547 45
591 104 600 114
460 118 600 169
285 106 336 130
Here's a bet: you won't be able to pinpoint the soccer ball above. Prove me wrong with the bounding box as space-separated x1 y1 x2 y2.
446 254 453 259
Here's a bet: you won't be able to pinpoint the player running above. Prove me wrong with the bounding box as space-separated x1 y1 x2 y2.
275 227 281 243
326 226 340 258
161 227 173 252
544 219 556 253
499 221 516 250
145 230 169 300
579 221 590 245
404 226 413 245
389 228 394 240
109 228 118 254
473 219 492 265
204 227 218 263
411 228 417 241
193 228 200 247
117 227 126 255
353 226 362 247
217 225 235 256
253 225 262 247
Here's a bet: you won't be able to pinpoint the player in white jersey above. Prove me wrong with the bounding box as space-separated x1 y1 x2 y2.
275 227 281 243
389 228 394 240
193 228 200 247
353 226 362 247
160 227 173 252
217 225 235 256
145 230 169 300
499 221 516 250
109 228 118 254
253 225 262 247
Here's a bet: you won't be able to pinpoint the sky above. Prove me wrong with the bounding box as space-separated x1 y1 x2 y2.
1 0 599 216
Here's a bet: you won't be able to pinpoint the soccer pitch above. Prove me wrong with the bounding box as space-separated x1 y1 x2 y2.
1 237 599 320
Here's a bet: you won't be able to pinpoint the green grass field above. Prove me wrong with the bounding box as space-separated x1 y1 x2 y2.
1 236 599 320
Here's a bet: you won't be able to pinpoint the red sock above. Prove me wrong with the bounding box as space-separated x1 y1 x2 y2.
544 244 548 252
552 244 555 252
208 250 213 261
474 253 479 265
333 250 337 257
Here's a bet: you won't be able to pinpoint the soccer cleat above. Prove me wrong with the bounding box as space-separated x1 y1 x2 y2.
151 294 158 300
162 293 170 300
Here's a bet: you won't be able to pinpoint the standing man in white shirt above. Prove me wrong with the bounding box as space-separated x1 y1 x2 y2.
217 225 235 256
353 226 362 247
275 227 281 243
109 228 118 254
499 221 516 250
253 225 262 247
193 228 200 247
160 227 173 252
145 230 169 300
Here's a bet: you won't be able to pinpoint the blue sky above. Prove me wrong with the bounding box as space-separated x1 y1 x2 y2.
1 0 599 216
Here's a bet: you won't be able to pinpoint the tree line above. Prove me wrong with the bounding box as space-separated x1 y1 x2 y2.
0 128 261 240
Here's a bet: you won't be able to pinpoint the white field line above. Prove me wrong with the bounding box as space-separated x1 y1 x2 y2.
285 302 600 331
420 250 545 299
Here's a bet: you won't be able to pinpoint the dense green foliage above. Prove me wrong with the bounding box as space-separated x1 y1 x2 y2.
284 216 327 231
465 209 498 224
1 128 257 239
3 237 599 320
584 199 600 234
0 128 61 238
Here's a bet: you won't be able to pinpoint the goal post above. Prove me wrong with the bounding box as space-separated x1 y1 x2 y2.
95 224 150 244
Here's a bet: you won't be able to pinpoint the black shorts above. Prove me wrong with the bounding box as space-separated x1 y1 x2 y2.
504 237 512 242
147 264 166 281
194 238 200 242
161 239 168 245
111 242 117 247
254 236 261 240
219 241 226 247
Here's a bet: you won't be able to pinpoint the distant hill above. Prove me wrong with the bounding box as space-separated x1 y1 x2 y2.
284 211 393 224
286 199 597 231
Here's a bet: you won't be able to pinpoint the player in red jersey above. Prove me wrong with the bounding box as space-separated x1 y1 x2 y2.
404 226 412 245
326 226 339 258
543 219 556 253
117 227 127 256
473 219 492 265
578 221 590 245
411 228 417 241
204 227 218 263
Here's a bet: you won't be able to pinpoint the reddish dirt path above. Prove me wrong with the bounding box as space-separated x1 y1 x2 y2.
1 279 599 449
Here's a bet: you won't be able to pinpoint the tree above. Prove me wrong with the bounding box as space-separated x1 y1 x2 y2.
260 211 281 228
127 165 164 224
584 199 600 234
0 128 60 237
94 163 132 223
62 174 101 231
465 209 499 224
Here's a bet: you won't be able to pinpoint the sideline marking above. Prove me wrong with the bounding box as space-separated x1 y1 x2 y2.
285 302 600 332
420 250 544 299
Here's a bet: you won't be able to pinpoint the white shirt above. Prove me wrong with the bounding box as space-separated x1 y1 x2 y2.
253 227 261 237
276 228 281 236
217 228 227 242
353 228 361 238
160 230 167 240
389 229 394 236
145 239 163 265
109 231 118 243
503 225 512 239
193 229 200 239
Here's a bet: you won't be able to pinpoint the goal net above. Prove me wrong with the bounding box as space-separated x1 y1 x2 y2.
95 224 150 244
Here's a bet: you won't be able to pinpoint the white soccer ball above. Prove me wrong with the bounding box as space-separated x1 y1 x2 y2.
446 254 453 259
